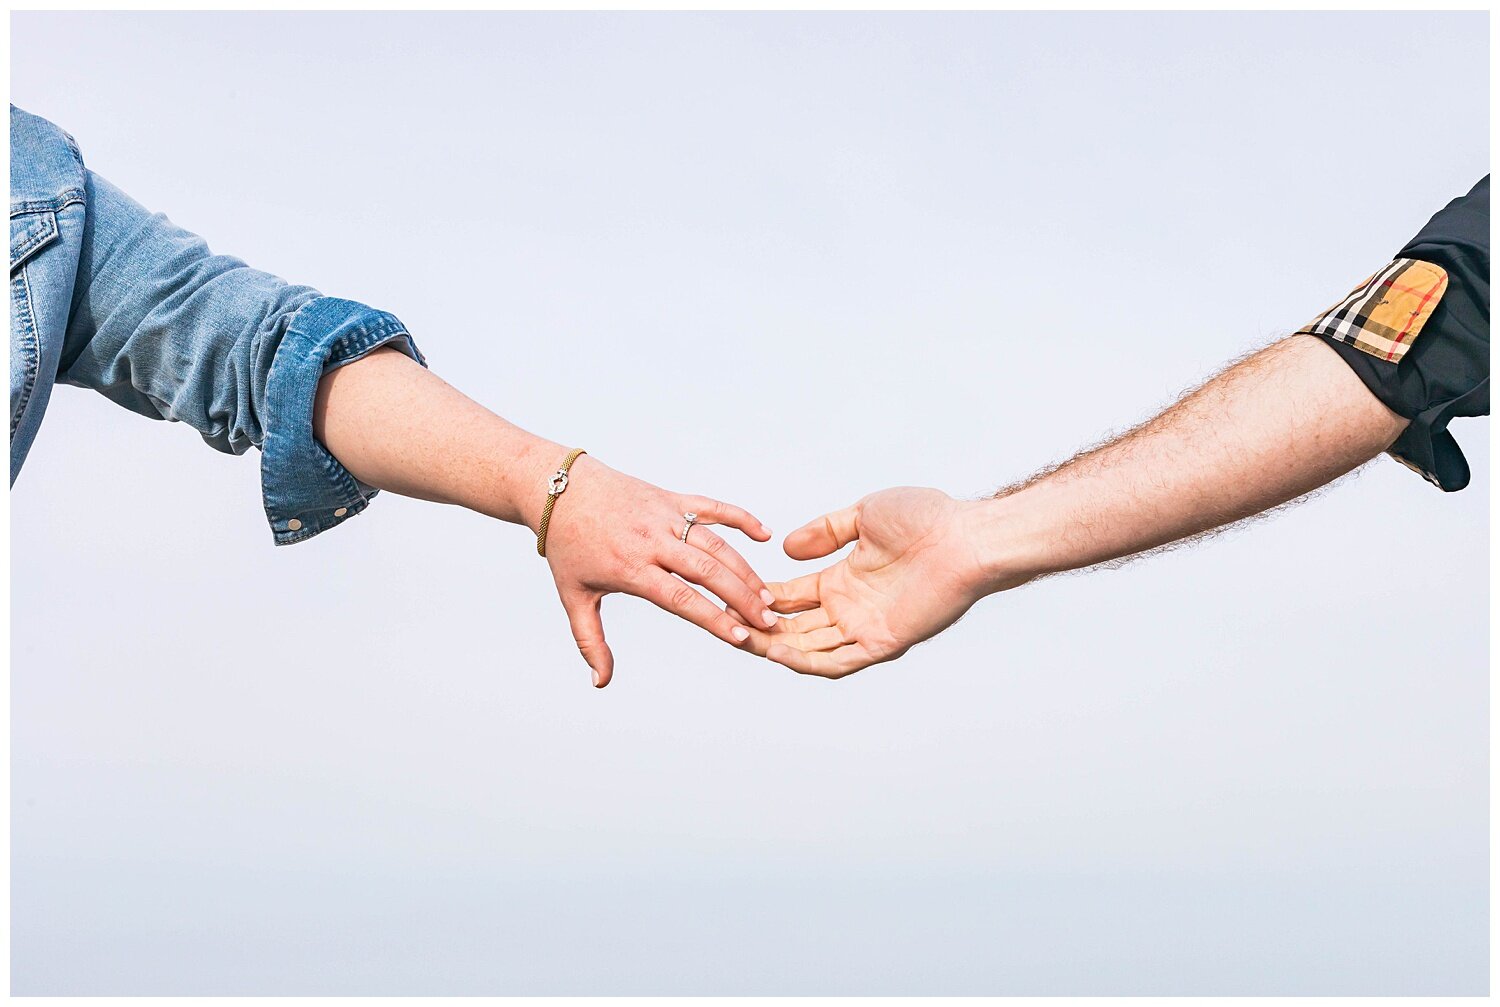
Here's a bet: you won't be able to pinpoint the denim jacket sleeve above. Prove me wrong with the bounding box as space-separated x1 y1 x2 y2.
60 170 426 545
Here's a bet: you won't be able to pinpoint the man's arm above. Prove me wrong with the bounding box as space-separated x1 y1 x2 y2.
754 335 1408 678
975 334 1407 578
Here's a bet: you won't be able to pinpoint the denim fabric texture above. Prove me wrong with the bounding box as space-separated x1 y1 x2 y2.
9 105 424 543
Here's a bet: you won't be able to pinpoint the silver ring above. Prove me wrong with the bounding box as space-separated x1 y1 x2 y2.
680 512 698 543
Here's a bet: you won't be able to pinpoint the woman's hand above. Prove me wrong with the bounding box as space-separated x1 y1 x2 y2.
541 455 776 688
312 349 773 689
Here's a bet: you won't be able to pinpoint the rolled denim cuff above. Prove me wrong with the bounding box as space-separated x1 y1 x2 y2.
261 296 425 546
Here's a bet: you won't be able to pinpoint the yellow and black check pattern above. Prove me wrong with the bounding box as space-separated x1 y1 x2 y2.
1295 258 1449 363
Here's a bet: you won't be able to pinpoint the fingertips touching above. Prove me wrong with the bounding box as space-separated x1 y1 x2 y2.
662 543 775 629
640 569 756 649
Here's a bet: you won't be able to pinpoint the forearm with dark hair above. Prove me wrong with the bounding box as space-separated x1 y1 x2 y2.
970 335 1410 590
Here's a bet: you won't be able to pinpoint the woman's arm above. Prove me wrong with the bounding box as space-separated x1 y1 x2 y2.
314 347 778 688
61 169 424 544
58 165 772 687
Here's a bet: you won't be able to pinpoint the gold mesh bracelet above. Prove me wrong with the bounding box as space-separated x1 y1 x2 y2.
536 448 586 557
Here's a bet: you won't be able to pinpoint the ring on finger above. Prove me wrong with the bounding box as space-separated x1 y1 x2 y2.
680 512 698 543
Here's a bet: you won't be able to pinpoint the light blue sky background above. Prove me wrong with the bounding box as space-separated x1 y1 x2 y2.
11 11 1489 995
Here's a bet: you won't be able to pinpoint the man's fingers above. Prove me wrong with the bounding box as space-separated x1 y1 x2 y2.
774 607 832 634
687 526 775 608
661 542 776 630
562 592 614 688
767 572 822 614
720 600 842 657
681 495 772 542
765 642 875 679
772 625 847 653
638 569 755 648
783 503 860 561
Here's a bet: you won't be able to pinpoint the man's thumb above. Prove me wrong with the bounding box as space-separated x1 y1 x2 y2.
784 503 861 561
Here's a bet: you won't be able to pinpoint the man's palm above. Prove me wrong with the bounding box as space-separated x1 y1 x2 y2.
760 487 986 678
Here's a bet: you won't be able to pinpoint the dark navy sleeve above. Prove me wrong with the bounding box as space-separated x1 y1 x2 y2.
1310 176 1489 491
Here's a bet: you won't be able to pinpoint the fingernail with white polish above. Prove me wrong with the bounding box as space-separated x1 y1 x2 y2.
760 589 775 606
592 669 602 687
762 610 777 627
732 626 750 642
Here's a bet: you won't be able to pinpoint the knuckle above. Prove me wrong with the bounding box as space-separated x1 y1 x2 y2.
692 553 720 580
668 584 699 611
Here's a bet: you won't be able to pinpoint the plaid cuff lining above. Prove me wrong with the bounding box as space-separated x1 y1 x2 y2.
1295 258 1449 363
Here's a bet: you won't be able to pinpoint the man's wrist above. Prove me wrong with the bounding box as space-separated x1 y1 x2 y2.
956 486 1067 597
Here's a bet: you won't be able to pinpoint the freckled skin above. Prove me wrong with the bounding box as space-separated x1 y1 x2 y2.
314 347 774 689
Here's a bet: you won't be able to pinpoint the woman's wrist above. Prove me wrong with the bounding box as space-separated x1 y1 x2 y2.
418 409 569 535
485 434 575 536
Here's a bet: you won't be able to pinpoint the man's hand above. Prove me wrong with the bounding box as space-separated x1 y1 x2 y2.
755 336 1409 681
541 455 776 688
756 488 1003 678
